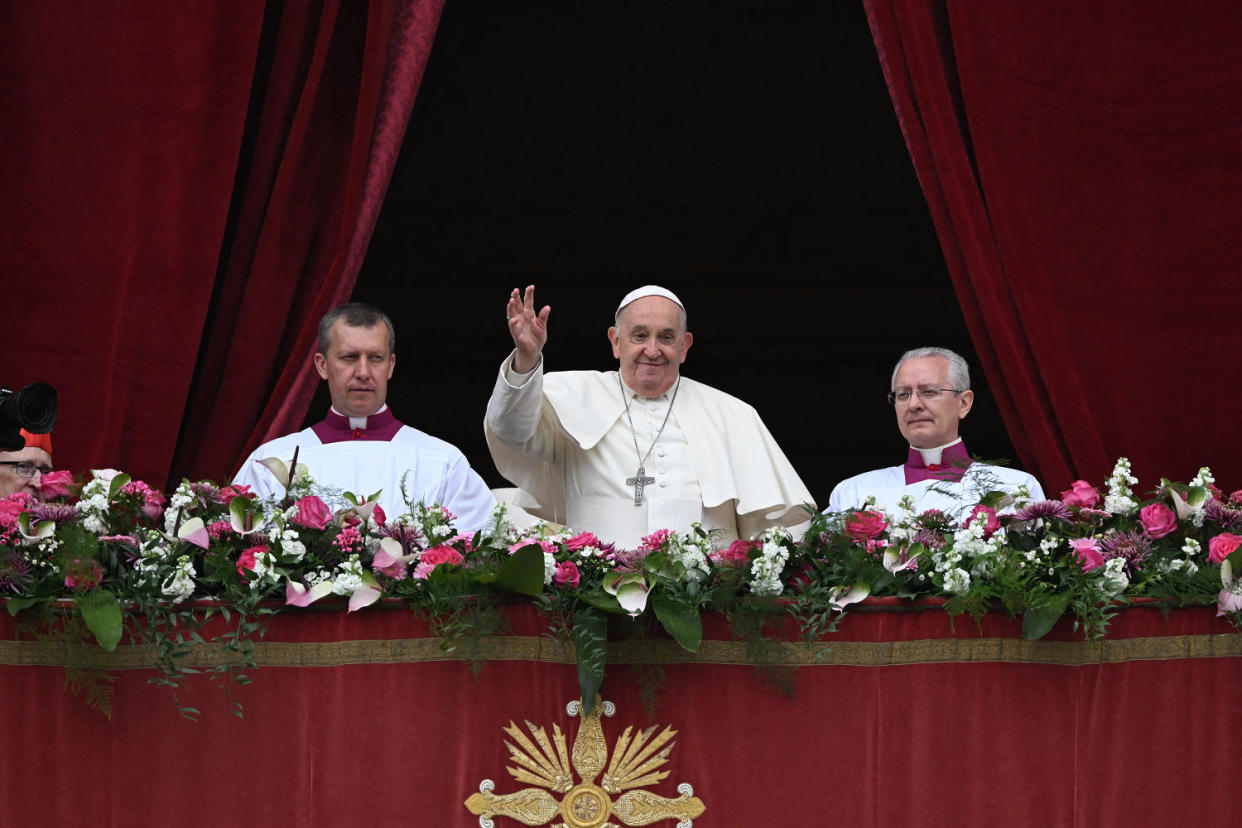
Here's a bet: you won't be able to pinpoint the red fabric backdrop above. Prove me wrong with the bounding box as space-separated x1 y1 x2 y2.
865 1 1242 493
0 0 444 490
2 604 1240 825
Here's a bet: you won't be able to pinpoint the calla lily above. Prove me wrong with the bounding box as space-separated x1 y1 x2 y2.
883 547 920 573
347 583 380 615
372 537 418 576
603 571 650 616
176 517 210 549
17 513 55 542
828 582 871 611
257 457 309 491
228 496 261 536
285 579 334 607
1168 488 1208 521
333 500 378 527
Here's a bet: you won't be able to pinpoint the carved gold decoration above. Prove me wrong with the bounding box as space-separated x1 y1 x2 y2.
465 698 705 827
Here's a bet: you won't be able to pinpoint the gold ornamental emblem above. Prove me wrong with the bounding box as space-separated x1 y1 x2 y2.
464 697 706 827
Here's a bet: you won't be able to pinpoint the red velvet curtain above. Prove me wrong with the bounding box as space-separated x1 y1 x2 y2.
864 1 1242 493
0 0 444 490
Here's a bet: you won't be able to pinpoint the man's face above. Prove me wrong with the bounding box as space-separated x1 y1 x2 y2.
0 446 52 499
608 297 693 397
893 355 974 449
314 320 395 418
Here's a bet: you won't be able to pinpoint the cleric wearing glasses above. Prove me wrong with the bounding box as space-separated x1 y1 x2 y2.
826 347 1044 518
0 429 54 499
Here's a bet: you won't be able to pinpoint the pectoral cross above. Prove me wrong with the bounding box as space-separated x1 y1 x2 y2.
626 467 655 505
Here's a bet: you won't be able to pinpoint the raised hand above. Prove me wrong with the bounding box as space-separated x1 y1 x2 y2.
506 285 551 373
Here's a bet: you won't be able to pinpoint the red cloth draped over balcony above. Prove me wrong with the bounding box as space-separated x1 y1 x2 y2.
864 1 1242 492
1 603 1239 825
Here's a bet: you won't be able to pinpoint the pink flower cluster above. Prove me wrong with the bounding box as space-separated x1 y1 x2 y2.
710 539 760 566
413 546 465 580
236 544 269 577
120 479 165 521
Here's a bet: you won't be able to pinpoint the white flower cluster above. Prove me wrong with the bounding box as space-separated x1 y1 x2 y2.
161 555 196 604
1104 457 1139 515
1100 557 1129 597
331 554 365 595
748 528 790 597
883 498 918 545
1157 538 1202 576
248 550 279 590
933 510 1001 593
279 527 306 562
543 551 557 586
163 480 196 534
79 472 115 534
1189 466 1215 490
668 533 711 582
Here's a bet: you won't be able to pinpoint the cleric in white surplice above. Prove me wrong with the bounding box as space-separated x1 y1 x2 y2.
233 303 495 531
827 346 1044 519
484 285 814 548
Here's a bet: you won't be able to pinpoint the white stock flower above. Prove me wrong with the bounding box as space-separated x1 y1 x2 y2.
1104 458 1139 516
280 528 307 562
748 533 789 598
943 567 971 594
331 555 365 595
1100 557 1129 597
161 556 196 604
543 551 557 586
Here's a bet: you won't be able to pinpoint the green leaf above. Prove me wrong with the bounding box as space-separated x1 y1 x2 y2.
651 593 702 653
495 545 545 596
1022 593 1070 640
572 606 607 716
78 590 124 652
6 596 43 615
107 473 132 500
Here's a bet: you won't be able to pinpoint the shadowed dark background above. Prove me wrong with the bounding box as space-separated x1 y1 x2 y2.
315 1 1019 501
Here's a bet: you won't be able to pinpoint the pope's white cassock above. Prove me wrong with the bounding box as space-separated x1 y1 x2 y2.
827 439 1044 520
233 408 495 532
485 354 814 548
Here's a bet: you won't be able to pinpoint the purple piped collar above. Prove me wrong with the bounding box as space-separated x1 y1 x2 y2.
903 440 973 484
311 409 403 443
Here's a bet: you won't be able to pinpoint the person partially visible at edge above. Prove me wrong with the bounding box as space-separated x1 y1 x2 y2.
484 284 815 548
0 429 53 499
232 302 495 531
826 346 1045 518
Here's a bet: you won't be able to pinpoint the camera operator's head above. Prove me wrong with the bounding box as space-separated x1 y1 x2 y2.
0 429 52 499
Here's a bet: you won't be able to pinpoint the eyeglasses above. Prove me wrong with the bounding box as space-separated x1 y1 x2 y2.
0 461 53 478
887 387 961 406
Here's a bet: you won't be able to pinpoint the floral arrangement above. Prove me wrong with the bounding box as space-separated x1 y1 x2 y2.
3 457 1241 716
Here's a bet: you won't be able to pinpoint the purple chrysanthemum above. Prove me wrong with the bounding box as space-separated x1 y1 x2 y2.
912 528 947 550
1205 499 1242 528
29 503 80 524
1100 529 1151 573
1010 501 1073 522
0 551 33 594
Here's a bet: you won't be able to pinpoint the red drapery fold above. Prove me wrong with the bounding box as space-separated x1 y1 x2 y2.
0 0 444 490
864 1 1242 493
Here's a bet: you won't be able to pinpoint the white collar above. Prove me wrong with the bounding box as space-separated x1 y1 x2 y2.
331 404 388 430
913 437 962 466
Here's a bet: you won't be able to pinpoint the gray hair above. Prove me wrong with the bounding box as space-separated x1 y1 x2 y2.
891 347 971 391
317 303 396 354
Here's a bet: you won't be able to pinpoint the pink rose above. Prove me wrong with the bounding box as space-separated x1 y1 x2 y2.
710 539 760 566
1061 480 1101 509
63 557 104 591
37 470 75 500
552 560 581 588
565 532 602 551
1070 537 1105 572
218 484 253 505
1139 503 1178 539
236 544 268 577
844 510 888 542
290 495 332 530
421 546 465 567
967 505 1000 539
1208 533 1242 564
